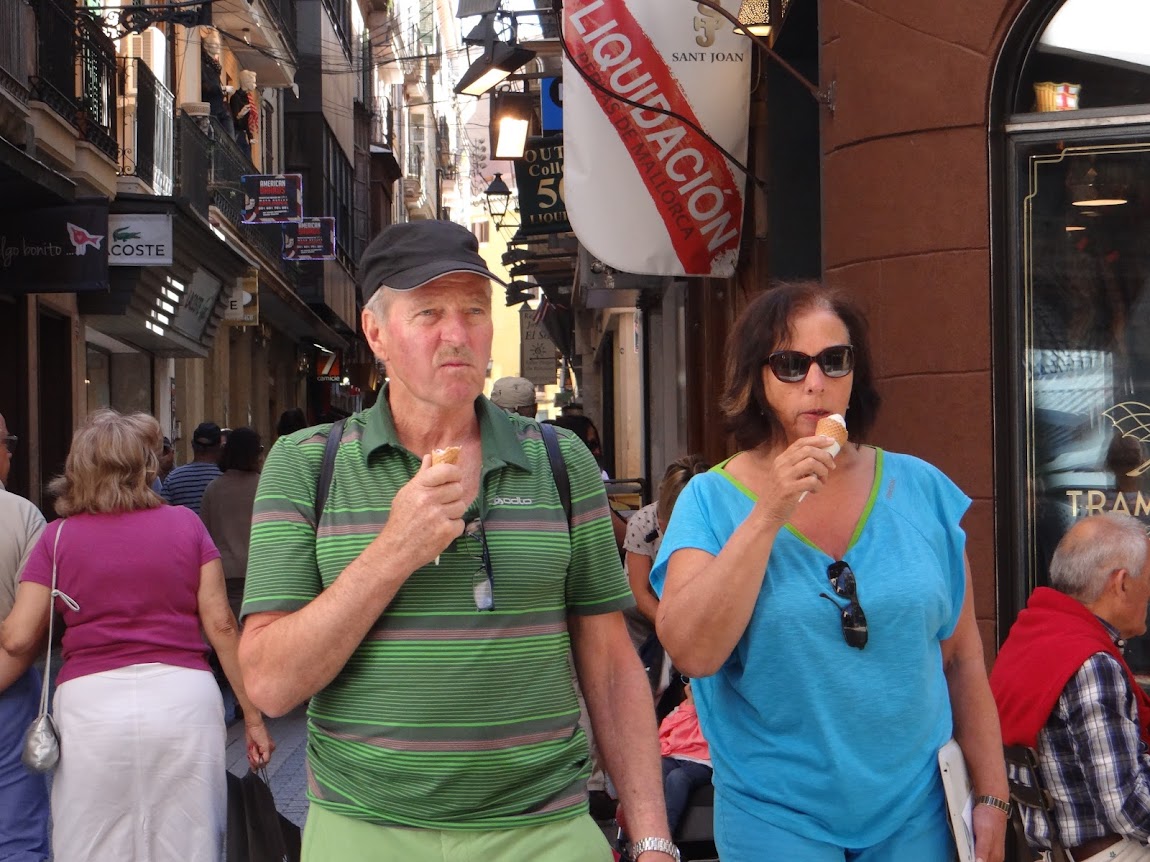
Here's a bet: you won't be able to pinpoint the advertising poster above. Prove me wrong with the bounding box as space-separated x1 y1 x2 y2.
241 174 304 223
282 218 336 261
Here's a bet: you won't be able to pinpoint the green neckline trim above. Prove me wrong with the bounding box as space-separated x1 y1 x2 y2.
714 448 885 557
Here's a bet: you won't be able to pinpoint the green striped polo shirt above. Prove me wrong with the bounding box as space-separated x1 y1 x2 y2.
243 393 633 830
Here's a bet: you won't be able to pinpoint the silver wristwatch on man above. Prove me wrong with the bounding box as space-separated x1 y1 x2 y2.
628 836 681 861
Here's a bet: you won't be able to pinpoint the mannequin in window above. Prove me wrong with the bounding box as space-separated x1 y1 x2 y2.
230 70 259 164
200 28 234 137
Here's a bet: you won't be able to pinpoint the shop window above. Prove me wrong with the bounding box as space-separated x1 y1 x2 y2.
1004 0 1150 669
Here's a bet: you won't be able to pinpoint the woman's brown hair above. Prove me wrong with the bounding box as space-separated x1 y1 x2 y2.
720 280 881 451
656 454 711 525
50 409 165 517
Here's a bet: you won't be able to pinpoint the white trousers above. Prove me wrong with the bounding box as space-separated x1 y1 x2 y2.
50 663 226 862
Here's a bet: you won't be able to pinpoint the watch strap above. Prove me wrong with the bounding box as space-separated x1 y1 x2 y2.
975 794 1012 817
628 836 681 861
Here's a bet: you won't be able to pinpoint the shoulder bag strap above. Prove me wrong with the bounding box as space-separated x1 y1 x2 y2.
39 522 79 718
314 419 346 530
540 422 571 527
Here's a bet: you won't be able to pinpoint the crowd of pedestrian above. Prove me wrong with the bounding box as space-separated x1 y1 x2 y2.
4 217 1150 862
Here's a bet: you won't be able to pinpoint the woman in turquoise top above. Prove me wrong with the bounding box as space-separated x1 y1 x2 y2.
651 282 1008 862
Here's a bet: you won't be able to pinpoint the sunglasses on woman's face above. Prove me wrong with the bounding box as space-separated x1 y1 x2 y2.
765 345 854 383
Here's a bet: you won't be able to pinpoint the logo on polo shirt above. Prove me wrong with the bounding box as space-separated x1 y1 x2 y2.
493 496 534 506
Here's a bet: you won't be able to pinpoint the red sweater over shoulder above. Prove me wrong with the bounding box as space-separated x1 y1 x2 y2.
990 586 1150 748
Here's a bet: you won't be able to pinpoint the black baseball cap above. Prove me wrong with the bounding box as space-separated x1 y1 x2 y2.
359 220 507 299
192 422 222 447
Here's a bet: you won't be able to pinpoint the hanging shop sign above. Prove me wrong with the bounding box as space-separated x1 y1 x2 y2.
108 214 173 266
541 77 563 133
562 0 750 277
282 218 336 260
315 349 343 382
520 304 560 386
171 268 223 341
513 139 570 236
0 202 108 293
224 269 259 326
240 174 304 223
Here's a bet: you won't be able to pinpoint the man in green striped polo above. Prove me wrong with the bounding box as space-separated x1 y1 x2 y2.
239 221 679 862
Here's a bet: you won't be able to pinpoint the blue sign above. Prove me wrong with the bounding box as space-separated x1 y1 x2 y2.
541 77 563 134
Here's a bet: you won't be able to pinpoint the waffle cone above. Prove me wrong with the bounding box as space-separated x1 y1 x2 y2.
431 446 461 465
816 414 848 448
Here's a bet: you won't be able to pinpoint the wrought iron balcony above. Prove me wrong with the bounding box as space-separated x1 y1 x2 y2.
119 58 174 196
31 0 118 159
175 111 212 218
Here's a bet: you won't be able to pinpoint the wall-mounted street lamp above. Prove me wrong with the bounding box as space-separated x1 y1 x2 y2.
455 38 537 96
736 0 773 38
491 88 534 160
484 173 514 230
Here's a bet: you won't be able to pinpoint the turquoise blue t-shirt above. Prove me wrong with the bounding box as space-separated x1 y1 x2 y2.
650 449 970 847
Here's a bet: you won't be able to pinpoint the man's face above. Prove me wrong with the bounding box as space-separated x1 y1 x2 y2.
0 413 10 486
363 273 493 412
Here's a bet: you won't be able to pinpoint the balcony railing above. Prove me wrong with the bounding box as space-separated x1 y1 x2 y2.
31 0 118 160
175 111 211 218
119 58 173 196
0 2 31 104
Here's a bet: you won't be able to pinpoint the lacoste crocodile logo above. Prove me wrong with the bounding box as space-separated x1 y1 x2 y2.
113 227 142 241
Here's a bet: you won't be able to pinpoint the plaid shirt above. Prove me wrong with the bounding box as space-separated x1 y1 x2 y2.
1014 620 1150 850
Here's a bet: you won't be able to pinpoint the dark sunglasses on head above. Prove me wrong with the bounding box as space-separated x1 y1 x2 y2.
820 560 868 649
766 345 854 383
1 434 16 452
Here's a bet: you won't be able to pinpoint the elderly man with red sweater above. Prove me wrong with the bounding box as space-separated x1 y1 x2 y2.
991 512 1150 862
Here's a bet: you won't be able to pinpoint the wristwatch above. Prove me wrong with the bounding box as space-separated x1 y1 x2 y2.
975 794 1012 817
628 836 681 861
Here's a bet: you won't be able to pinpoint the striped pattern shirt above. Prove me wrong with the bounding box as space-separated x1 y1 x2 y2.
1016 625 1150 850
162 461 221 514
243 394 633 830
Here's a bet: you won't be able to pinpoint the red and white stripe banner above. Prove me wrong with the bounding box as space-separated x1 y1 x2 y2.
563 0 750 278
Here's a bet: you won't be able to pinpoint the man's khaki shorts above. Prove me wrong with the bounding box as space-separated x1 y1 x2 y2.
302 804 615 862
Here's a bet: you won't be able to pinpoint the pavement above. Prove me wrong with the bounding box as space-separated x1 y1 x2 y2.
227 706 311 828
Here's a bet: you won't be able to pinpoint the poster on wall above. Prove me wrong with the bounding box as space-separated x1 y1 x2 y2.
240 174 304 223
513 138 570 236
562 0 750 277
282 218 336 260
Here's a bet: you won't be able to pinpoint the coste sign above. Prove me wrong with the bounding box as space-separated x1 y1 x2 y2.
108 214 173 266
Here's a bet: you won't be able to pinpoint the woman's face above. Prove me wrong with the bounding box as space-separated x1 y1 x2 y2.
761 306 854 445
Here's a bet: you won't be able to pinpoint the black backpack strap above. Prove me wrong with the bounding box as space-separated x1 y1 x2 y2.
314 419 345 528
540 421 571 526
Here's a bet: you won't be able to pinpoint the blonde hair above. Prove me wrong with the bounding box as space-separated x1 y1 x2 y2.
656 454 710 525
50 409 164 517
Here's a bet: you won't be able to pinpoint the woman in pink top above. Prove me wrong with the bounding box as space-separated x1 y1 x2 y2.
0 410 274 862
659 680 712 835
